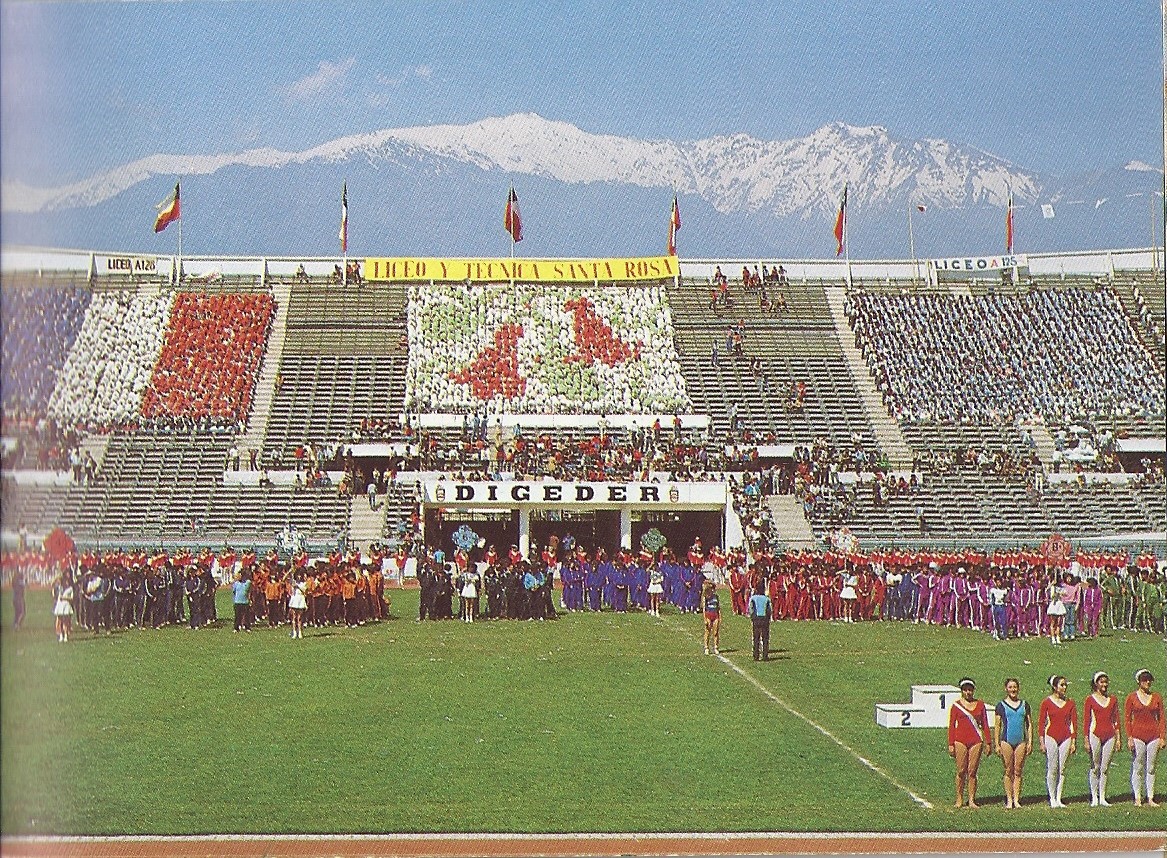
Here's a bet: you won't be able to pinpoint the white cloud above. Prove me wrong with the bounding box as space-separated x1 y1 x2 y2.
279 57 356 104
365 65 435 108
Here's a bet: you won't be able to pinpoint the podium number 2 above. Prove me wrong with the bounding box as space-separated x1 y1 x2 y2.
901 711 911 726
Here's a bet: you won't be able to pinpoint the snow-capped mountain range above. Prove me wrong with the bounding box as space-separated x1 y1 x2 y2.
1 113 1159 258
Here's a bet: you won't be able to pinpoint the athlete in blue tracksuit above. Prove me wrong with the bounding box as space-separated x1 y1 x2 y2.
587 555 606 611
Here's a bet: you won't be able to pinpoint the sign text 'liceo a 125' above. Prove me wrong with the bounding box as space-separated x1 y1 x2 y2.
932 254 1025 271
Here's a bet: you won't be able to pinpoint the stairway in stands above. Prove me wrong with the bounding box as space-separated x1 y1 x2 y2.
1028 422 1060 471
823 288 914 469
765 494 818 548
1110 277 1165 375
239 281 291 462
348 498 387 550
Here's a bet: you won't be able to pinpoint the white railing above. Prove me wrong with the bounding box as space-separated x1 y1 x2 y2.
2 246 1162 283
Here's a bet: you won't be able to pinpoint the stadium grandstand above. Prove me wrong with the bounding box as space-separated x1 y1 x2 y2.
1 245 1164 566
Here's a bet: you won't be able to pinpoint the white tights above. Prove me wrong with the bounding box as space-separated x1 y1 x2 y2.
1043 736 1071 806
1131 738 1160 803
1086 734 1115 804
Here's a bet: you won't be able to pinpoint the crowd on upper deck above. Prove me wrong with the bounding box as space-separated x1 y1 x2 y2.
845 288 1165 425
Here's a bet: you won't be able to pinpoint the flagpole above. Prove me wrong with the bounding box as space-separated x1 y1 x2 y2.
845 196 852 288
342 181 348 288
508 185 516 291
907 201 917 286
177 184 183 285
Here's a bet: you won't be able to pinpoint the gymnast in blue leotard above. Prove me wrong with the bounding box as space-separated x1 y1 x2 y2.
993 677 1033 809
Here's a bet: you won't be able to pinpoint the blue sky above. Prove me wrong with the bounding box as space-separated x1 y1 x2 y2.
1 0 1161 187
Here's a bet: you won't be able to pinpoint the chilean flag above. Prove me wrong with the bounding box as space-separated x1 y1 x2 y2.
154 182 180 233
504 186 523 243
833 183 848 256
667 194 681 256
339 181 348 253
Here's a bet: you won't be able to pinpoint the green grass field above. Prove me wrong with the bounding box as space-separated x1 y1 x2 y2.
2 588 1163 835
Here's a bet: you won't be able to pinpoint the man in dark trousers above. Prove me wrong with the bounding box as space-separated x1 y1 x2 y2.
436 564 455 619
484 564 503 619
748 581 772 661
504 563 523 620
11 570 25 630
417 560 433 621
112 566 133 629
539 562 557 620
185 567 204 629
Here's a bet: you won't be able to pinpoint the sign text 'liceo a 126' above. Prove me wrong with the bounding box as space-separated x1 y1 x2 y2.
363 255 678 283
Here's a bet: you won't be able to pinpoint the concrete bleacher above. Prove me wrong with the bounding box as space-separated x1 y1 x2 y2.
667 280 878 448
805 473 1162 546
2 432 352 547
262 282 408 461
2 252 1164 555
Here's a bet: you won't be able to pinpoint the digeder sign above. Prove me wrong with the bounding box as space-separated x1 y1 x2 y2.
422 480 728 509
364 255 678 283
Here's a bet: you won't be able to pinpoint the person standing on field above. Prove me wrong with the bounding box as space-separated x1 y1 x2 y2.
1084 671 1121 807
993 677 1032 810
1125 668 1164 807
948 677 992 808
702 580 721 655
748 582 771 661
1038 674 1078 807
12 570 25 630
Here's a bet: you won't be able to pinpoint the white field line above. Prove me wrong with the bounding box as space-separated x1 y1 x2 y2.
667 617 934 809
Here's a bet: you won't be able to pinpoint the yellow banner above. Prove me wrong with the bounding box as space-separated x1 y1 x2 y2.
363 255 678 283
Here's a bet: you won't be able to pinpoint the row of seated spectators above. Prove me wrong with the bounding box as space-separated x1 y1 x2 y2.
845 288 1165 425
350 410 805 454
912 446 1041 478
1 286 91 420
405 283 690 415
395 428 764 483
48 291 171 429
32 291 274 433
799 471 928 530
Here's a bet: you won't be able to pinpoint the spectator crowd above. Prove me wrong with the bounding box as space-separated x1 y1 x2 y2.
846 288 1165 425
405 283 690 415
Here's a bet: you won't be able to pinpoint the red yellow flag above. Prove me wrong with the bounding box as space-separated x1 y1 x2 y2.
154 182 180 234
667 195 681 256
833 184 848 257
